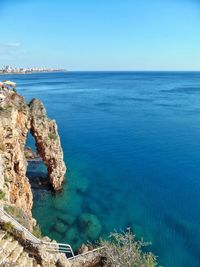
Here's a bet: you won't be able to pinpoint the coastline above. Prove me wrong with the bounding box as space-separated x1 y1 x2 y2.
0 70 67 75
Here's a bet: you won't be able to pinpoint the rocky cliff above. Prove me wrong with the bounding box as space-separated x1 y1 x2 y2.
0 88 101 267
0 88 66 221
0 90 33 221
29 98 66 191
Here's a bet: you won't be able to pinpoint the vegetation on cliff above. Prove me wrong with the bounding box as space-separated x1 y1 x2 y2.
4 204 31 230
99 229 159 267
0 87 66 222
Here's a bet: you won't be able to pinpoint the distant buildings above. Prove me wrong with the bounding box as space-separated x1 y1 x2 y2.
0 65 66 74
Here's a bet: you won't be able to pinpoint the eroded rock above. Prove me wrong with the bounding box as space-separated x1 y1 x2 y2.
29 98 66 191
0 90 67 227
0 90 33 223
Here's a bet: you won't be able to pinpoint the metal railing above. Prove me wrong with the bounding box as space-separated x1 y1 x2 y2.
0 207 74 257
68 246 103 261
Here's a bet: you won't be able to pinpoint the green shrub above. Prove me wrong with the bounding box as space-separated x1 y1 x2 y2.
13 88 17 93
99 228 160 267
4 176 12 182
2 222 14 233
3 233 11 239
4 205 15 214
4 205 30 229
48 132 57 141
0 189 5 200
32 225 42 239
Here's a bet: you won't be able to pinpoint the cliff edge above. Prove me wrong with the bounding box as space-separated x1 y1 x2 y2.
0 87 101 267
0 90 33 220
0 88 66 221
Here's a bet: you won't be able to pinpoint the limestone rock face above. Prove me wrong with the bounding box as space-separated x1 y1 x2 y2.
0 90 33 217
0 222 72 267
0 90 66 223
70 250 102 267
0 153 4 190
29 98 66 190
0 89 72 266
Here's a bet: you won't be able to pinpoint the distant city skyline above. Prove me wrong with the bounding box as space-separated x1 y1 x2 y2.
0 65 65 74
0 0 200 71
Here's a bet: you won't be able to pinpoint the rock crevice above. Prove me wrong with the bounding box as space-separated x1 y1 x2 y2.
0 90 66 219
0 89 102 267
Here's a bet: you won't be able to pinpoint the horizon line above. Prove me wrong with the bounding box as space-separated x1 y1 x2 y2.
69 70 200 72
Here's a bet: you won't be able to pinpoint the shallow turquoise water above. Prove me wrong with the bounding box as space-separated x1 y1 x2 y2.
2 72 200 266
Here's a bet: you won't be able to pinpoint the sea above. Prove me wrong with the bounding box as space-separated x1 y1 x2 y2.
1 71 200 267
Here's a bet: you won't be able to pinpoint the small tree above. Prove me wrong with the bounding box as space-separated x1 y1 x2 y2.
99 228 159 267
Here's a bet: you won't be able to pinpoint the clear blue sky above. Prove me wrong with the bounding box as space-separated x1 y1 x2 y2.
0 0 200 70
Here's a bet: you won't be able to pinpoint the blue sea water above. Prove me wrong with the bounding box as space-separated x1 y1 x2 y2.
2 71 200 267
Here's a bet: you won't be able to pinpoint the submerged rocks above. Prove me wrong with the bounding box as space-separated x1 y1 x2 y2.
78 213 102 241
131 222 154 243
70 176 90 193
57 213 76 226
29 98 66 191
65 227 79 242
54 221 68 234
65 226 83 251
165 213 195 239
54 190 83 216
52 210 103 251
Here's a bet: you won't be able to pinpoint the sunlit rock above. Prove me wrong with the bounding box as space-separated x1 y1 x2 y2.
29 98 66 191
